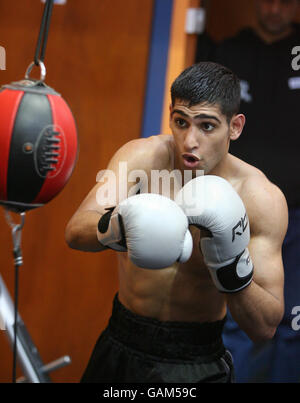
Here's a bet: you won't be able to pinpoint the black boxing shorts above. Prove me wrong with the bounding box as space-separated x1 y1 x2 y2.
80 294 234 383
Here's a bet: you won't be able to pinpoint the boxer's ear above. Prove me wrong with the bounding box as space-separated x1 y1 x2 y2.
230 114 245 141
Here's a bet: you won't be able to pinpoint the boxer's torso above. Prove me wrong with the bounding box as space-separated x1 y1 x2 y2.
116 134 264 323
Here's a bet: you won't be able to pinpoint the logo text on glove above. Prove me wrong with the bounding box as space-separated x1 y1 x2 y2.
232 214 248 242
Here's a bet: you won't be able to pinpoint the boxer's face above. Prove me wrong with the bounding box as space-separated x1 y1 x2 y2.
255 0 298 35
169 100 244 174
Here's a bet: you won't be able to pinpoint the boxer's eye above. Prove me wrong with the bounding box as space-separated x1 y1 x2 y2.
201 122 215 132
175 118 188 128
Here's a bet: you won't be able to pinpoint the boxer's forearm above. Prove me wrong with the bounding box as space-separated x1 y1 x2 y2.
225 281 284 343
65 210 108 252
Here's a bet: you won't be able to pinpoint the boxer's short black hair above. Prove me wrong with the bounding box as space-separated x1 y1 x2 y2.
171 62 240 123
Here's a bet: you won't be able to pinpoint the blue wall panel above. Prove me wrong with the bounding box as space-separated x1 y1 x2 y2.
141 0 173 138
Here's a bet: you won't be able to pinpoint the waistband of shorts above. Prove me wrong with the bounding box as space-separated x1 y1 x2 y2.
107 294 226 359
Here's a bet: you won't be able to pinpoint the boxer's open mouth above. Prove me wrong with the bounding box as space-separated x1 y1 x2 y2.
182 153 200 168
182 153 200 162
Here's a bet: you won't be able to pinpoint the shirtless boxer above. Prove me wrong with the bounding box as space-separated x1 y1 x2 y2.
65 62 288 383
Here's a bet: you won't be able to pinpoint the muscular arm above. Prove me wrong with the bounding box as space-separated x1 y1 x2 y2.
226 178 288 342
65 197 107 252
65 136 170 252
65 138 149 252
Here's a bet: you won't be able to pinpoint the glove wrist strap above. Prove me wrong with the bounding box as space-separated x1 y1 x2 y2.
97 208 127 252
208 248 254 293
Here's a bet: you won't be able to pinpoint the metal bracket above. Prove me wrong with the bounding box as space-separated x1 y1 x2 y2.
0 274 71 382
1 209 71 382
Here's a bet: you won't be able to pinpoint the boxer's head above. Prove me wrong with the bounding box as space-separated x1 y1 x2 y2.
255 0 298 37
169 62 245 174
171 62 240 124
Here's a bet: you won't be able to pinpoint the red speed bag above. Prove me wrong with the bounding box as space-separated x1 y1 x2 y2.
0 79 78 213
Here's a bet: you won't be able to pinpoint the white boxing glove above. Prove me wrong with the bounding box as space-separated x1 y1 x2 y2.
175 175 253 293
97 193 193 269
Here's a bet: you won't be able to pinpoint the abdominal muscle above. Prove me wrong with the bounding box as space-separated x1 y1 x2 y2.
117 227 227 323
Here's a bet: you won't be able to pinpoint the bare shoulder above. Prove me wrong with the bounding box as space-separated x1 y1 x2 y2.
239 168 288 242
108 134 172 171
